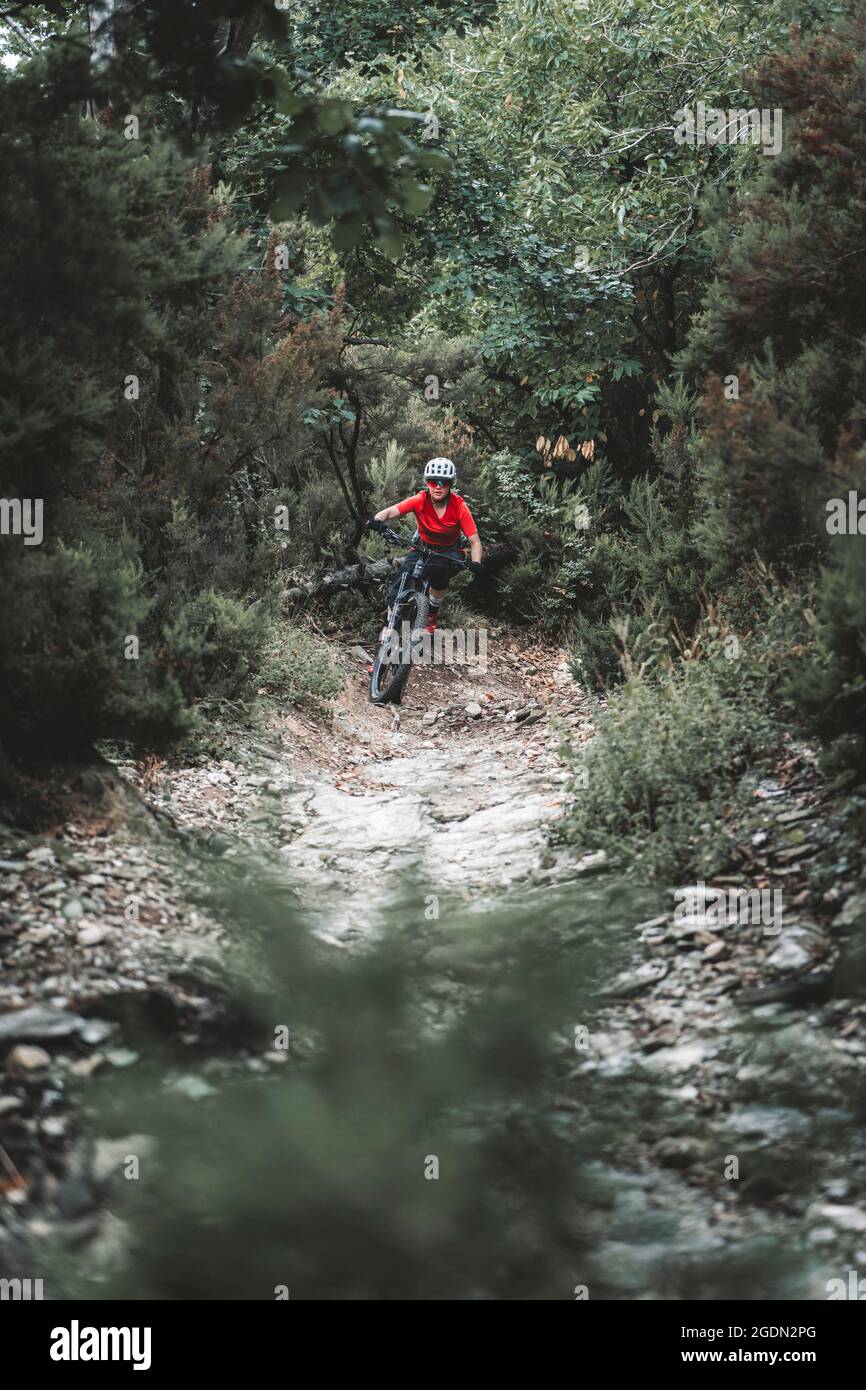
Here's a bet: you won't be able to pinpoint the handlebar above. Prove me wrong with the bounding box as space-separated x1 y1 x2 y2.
367 518 484 573
375 526 473 569
377 525 406 546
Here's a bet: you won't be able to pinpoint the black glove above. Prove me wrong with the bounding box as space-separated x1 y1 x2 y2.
367 516 386 533
467 559 483 575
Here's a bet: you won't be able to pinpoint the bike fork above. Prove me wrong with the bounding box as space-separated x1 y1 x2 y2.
383 573 411 636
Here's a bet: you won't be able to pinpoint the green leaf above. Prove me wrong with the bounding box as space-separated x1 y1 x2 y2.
375 224 405 259
317 101 350 136
331 216 364 251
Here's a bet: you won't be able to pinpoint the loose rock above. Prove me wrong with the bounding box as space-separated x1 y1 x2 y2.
7 1043 52 1077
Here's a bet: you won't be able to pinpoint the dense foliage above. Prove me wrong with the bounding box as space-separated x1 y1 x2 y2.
2 0 865 817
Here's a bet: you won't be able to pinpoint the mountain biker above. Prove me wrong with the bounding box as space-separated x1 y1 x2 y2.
367 457 483 634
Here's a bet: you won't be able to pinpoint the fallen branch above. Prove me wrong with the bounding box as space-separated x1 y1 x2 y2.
284 555 400 605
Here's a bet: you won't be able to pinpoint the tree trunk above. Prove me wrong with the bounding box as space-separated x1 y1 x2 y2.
88 0 130 66
86 0 131 120
220 13 262 63
190 12 263 135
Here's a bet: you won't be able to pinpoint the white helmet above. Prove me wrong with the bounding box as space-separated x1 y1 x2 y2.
424 457 456 482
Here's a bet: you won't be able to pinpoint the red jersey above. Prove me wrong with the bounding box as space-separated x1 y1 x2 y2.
395 489 478 548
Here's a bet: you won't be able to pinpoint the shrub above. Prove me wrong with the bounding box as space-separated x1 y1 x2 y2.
468 451 592 628
1 540 193 752
560 651 783 880
791 537 866 775
691 372 828 583
561 571 815 880
256 623 344 706
160 591 272 705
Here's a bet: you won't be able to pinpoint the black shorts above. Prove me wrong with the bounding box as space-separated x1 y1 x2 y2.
388 546 464 603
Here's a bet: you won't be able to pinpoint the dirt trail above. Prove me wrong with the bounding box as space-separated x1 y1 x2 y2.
0 633 593 1027
131 631 604 957
263 635 596 940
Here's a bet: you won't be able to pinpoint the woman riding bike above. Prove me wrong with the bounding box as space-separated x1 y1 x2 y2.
367 457 483 637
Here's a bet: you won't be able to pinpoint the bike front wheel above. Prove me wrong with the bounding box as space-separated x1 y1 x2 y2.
369 592 429 704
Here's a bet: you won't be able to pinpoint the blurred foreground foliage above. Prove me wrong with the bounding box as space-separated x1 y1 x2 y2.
50 844 828 1301
56 844 657 1299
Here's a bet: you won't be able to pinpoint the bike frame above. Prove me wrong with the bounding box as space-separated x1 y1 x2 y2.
381 534 467 635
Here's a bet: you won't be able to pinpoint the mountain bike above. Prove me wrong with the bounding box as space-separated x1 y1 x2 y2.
368 528 470 705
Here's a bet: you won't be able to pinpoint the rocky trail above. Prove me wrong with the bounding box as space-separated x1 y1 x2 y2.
2 631 866 1298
